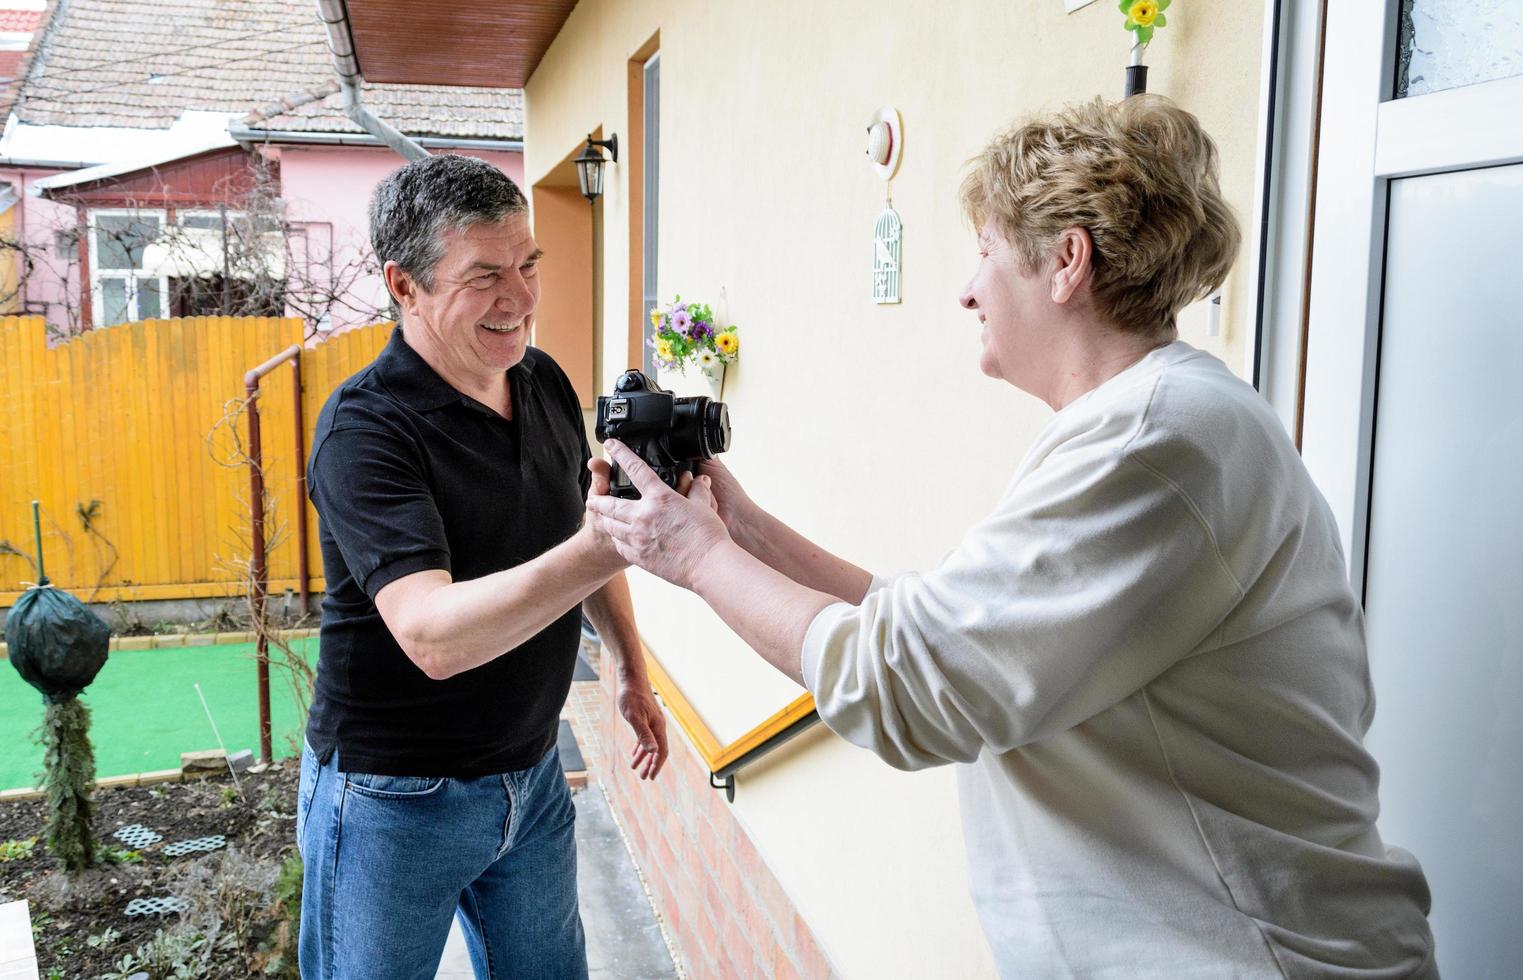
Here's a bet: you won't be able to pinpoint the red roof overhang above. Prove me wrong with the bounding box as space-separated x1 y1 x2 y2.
340 0 577 88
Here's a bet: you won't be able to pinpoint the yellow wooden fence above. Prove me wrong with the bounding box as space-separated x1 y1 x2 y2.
0 315 393 607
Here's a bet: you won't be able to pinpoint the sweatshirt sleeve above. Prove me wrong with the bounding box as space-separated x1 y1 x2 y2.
801 439 1245 770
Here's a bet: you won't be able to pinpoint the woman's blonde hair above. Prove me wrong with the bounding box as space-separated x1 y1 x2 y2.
959 96 1240 338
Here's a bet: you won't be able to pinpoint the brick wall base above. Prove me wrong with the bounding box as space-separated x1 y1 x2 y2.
567 645 838 979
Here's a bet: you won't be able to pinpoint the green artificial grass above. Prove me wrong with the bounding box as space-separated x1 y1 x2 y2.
1 639 317 792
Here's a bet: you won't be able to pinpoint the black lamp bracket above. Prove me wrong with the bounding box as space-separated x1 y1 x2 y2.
587 133 618 163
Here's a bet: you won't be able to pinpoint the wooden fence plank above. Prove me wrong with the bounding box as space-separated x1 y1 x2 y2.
0 316 394 606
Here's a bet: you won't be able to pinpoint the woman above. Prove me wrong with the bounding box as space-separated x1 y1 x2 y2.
586 96 1436 978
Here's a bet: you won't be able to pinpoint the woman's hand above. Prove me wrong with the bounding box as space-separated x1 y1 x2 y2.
696 457 761 545
585 441 734 591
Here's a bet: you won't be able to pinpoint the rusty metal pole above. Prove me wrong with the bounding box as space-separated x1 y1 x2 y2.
290 355 310 618
244 343 301 765
244 373 273 765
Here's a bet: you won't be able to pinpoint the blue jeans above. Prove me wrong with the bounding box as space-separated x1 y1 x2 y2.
296 741 588 980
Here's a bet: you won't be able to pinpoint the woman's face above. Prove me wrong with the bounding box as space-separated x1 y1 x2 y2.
958 222 1053 389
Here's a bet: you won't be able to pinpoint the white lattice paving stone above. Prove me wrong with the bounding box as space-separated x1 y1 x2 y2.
111 824 162 848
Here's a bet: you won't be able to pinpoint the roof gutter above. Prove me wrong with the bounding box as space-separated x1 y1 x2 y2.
228 122 522 153
314 0 428 162
0 156 100 170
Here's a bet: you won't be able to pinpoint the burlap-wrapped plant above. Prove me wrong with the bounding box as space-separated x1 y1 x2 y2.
6 574 111 874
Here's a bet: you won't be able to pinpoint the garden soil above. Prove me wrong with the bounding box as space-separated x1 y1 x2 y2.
0 764 300 979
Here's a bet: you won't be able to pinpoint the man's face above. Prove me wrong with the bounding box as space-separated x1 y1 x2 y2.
397 213 542 380
958 221 1051 389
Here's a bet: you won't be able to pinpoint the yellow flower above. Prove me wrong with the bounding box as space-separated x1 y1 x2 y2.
715 331 739 356
1127 0 1159 28
650 309 664 328
655 337 675 361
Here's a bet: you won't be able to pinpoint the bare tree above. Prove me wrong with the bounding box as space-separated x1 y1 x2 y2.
0 154 390 340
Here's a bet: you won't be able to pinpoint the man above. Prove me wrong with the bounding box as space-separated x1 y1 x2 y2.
297 154 668 980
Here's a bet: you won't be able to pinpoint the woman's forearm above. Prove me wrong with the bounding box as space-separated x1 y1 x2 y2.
732 506 874 604
691 540 841 686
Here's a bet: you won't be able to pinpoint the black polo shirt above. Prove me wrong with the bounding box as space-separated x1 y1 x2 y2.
304 326 591 777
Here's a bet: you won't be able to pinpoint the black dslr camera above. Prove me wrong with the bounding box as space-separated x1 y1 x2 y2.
594 370 732 499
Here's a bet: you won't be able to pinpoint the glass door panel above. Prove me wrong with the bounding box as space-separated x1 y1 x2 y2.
1397 0 1523 97
1363 162 1523 978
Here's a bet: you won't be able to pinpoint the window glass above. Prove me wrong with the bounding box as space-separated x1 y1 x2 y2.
95 214 161 270
100 278 128 325
136 278 161 319
1397 0 1523 98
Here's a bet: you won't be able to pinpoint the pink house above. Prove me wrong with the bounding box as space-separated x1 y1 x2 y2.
0 0 523 338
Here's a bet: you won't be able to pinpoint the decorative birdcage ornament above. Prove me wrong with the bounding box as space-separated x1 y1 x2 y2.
872 203 902 305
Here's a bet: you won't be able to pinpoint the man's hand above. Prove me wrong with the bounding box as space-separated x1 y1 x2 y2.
584 440 733 591
581 453 632 567
617 677 669 780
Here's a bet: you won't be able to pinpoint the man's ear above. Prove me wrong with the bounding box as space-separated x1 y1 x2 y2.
383 260 419 317
1051 227 1094 305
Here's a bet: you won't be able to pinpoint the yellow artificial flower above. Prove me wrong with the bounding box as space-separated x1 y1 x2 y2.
650 309 663 328
655 337 675 361
1128 0 1159 28
715 331 739 356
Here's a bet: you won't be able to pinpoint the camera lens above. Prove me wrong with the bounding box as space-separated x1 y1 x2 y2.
703 401 731 456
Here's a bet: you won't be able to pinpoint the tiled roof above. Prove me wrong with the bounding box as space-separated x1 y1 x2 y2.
13 0 522 140
0 9 43 33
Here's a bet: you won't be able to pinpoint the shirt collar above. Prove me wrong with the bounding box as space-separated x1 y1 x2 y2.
376 324 535 413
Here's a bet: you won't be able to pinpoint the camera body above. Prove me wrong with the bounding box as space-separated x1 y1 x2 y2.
594 370 732 499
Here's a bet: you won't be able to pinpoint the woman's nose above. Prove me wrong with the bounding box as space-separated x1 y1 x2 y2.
959 285 978 310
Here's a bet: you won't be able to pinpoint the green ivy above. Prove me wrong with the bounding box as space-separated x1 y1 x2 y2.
39 697 98 874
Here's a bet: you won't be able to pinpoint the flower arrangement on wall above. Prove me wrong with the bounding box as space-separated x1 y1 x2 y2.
1121 0 1169 46
1120 0 1171 96
649 295 740 380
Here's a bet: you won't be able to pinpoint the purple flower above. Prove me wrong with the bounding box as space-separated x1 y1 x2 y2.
671 309 693 335
689 320 711 341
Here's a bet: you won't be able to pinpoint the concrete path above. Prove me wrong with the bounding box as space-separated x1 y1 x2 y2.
436 782 677 979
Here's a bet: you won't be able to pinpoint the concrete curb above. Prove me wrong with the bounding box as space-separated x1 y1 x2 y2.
0 627 319 660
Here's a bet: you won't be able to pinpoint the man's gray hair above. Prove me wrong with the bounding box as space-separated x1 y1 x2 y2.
369 154 528 292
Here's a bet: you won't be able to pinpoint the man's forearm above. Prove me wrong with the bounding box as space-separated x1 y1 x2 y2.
732 507 874 605
386 528 626 680
582 571 647 682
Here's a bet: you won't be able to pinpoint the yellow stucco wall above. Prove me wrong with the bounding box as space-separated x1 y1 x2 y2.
528 3 1266 976
0 204 18 315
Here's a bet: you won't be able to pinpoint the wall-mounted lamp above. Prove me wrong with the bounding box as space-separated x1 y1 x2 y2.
575 134 619 202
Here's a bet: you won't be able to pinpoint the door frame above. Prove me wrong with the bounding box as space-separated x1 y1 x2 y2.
1266 0 1523 592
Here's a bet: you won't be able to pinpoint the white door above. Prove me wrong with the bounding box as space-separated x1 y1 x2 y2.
1295 2 1523 976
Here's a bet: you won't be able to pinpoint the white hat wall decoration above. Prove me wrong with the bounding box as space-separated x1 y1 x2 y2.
867 105 903 304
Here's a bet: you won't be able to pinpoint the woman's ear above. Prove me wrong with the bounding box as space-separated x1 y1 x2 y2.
1051 227 1094 304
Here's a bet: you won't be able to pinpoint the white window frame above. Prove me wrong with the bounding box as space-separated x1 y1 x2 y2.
88 207 168 327
1258 0 1523 591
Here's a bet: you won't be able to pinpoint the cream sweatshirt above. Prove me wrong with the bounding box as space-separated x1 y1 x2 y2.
802 342 1436 979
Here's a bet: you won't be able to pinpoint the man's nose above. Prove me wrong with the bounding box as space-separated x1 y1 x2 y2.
495 275 535 310
959 285 978 311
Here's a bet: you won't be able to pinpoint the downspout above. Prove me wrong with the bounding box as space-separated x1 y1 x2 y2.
314 0 428 162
